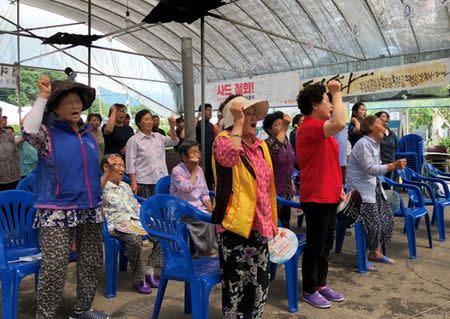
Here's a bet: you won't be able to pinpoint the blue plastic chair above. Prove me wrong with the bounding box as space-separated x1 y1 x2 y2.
396 134 424 174
424 161 450 182
103 194 145 298
16 174 37 193
379 176 432 259
272 196 306 313
0 190 40 319
397 168 448 241
140 195 221 319
122 174 131 185
155 175 216 199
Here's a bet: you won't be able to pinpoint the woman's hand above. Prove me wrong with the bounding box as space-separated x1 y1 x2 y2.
130 182 138 194
282 113 291 130
327 79 342 94
230 100 245 124
168 115 176 128
340 189 346 202
394 158 407 169
37 75 51 100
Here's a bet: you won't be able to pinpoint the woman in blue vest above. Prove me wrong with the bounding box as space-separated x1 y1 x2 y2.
23 76 107 319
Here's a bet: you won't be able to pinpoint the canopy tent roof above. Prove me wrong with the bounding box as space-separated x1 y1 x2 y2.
16 0 450 84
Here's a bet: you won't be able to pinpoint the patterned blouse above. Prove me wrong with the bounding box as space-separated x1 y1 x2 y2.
265 136 295 198
23 124 103 228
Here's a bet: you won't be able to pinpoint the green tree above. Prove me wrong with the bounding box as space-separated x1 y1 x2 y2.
0 67 65 106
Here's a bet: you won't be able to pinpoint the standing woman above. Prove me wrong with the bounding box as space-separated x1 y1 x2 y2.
374 111 397 181
348 102 367 148
296 80 346 309
87 113 105 160
23 76 106 318
126 109 178 197
213 95 278 318
263 111 295 228
347 116 406 269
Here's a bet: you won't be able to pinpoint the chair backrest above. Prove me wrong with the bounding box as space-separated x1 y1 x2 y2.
140 195 194 275
122 174 131 185
0 190 39 262
385 190 404 217
16 174 37 193
155 175 171 195
398 134 424 171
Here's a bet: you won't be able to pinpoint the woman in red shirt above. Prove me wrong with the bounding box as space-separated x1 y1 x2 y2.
296 80 346 309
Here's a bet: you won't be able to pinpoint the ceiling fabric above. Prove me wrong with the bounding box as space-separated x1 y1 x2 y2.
15 0 449 84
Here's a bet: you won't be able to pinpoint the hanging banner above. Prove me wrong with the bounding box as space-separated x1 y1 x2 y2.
300 58 450 96
194 71 299 108
0 64 18 89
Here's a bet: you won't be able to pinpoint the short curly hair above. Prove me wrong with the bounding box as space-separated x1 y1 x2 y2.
262 111 284 135
297 83 326 115
360 115 379 135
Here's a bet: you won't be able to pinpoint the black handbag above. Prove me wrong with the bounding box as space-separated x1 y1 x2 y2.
336 189 362 224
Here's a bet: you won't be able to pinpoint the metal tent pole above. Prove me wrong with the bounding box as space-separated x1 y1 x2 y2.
16 0 21 122
181 38 195 141
200 17 206 171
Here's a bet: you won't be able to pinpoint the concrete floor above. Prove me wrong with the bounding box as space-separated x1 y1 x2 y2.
8 205 450 319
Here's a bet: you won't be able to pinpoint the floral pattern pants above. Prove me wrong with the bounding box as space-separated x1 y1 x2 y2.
217 230 270 319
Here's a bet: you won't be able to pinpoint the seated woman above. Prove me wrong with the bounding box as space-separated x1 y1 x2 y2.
170 140 218 257
347 116 406 271
262 111 295 228
101 153 161 294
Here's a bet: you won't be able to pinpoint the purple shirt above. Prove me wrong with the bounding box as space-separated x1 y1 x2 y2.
265 136 295 198
170 162 210 211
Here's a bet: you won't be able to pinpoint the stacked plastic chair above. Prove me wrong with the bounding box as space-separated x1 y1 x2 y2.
379 176 433 259
16 174 37 193
397 168 449 241
396 134 424 174
0 190 40 319
140 195 220 319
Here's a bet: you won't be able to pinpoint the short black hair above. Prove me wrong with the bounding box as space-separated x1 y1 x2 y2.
262 111 284 135
291 114 303 126
360 115 379 135
351 102 365 117
135 109 152 129
152 114 159 119
108 103 126 117
4 126 14 133
297 83 326 115
87 113 102 123
2 115 7 119
198 103 212 112
176 117 184 124
125 114 131 119
219 94 241 113
177 140 200 161
374 111 390 119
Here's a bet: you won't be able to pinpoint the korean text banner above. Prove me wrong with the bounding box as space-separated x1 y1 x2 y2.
0 64 18 89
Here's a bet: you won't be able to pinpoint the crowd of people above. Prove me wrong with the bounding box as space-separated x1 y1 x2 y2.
0 74 409 319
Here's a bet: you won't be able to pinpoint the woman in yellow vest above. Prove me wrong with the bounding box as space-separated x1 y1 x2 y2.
212 94 278 319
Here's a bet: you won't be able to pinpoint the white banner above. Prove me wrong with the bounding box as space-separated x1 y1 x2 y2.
0 65 18 89
194 71 299 108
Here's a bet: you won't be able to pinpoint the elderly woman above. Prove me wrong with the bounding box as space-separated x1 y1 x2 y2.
374 111 398 182
347 116 406 270
87 113 105 159
101 154 160 294
213 95 278 318
348 102 367 148
296 80 346 309
263 111 295 228
126 109 178 198
170 140 217 256
0 107 21 190
22 76 107 318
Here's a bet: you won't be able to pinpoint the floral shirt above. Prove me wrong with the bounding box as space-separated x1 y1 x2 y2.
102 180 141 232
265 136 294 198
23 124 103 228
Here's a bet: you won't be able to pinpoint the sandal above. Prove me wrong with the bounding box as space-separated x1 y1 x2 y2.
368 255 395 265
366 262 379 272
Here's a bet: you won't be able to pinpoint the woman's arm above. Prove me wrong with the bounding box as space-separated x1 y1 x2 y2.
323 80 346 137
103 106 117 136
23 76 51 134
125 137 138 194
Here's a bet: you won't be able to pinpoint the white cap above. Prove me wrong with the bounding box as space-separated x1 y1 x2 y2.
222 96 269 129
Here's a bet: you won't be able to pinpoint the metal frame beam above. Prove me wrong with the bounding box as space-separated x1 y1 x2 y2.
207 12 362 60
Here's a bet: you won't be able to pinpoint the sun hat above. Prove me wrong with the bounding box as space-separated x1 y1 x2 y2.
47 80 96 111
222 96 269 129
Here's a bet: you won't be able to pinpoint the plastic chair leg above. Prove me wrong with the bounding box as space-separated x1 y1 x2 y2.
201 281 215 319
405 215 417 259
188 281 202 319
1 270 17 319
184 282 192 314
269 262 277 280
119 242 128 271
435 205 446 242
354 223 367 274
152 276 168 319
104 243 119 298
335 218 347 253
284 253 299 313
424 214 433 249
